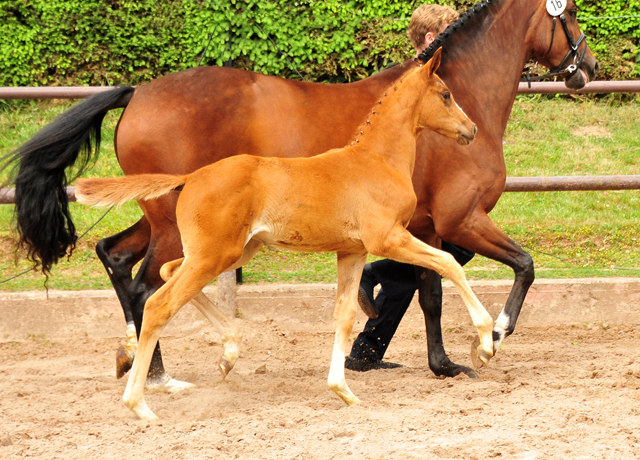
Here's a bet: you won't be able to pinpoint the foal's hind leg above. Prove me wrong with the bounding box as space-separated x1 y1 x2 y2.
369 228 494 367
328 251 368 406
123 256 223 420
159 239 263 379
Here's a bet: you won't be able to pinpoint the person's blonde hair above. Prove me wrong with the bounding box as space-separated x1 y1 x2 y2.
407 4 459 51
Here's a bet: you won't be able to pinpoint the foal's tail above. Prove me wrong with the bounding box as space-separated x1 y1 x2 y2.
76 174 187 208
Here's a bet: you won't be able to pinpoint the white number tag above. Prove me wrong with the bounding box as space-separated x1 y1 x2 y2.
546 0 567 16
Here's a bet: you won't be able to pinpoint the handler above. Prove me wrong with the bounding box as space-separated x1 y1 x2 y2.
346 3 476 372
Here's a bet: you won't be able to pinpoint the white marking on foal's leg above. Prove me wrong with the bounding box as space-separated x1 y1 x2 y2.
492 310 511 352
327 338 360 406
219 328 243 378
145 373 195 394
190 292 243 378
130 323 193 395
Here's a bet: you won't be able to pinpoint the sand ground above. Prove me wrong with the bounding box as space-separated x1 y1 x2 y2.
1 302 639 460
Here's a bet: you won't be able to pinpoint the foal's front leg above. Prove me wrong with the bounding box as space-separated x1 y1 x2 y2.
370 229 494 367
328 251 368 406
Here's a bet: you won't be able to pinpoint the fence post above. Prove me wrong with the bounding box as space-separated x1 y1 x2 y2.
217 270 237 317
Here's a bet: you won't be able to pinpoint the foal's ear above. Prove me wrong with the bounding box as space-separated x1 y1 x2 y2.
424 47 442 77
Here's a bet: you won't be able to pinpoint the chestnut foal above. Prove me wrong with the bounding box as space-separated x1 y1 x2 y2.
77 50 490 420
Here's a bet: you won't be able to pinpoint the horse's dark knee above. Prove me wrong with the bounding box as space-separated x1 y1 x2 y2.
96 238 132 275
128 280 153 312
518 252 535 285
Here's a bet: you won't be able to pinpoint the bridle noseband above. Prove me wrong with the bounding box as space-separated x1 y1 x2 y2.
525 13 587 87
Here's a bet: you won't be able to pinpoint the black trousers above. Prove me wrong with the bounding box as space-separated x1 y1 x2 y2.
349 242 475 361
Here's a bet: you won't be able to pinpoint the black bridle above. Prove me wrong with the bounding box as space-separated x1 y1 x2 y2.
525 13 587 88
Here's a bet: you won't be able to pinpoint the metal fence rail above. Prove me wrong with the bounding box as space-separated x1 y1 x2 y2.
2 176 639 205
1 81 640 100
504 175 640 192
1 80 639 205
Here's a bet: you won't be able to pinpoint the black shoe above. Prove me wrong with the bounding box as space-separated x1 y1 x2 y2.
345 356 403 372
358 265 379 319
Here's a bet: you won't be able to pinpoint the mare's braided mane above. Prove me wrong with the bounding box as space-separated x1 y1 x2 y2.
416 0 496 63
351 0 497 146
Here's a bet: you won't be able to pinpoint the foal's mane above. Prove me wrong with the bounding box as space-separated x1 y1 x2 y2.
350 65 424 146
416 0 500 64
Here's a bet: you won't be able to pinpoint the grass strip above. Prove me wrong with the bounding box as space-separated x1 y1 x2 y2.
0 96 639 290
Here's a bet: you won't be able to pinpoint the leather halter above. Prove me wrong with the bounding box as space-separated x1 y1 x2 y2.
525 13 587 87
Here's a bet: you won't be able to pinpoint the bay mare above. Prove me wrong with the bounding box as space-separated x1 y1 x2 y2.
2 0 598 390
76 53 487 419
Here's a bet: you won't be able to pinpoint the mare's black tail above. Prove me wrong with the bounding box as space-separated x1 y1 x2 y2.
0 86 135 275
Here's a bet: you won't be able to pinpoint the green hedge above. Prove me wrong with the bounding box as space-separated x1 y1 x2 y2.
0 0 638 86
576 0 640 80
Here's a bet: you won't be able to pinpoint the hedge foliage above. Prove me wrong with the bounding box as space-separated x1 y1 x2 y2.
0 0 638 87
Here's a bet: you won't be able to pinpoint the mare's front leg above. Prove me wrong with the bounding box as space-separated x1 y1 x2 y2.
415 266 478 378
94 217 151 378
438 211 534 354
328 251 368 406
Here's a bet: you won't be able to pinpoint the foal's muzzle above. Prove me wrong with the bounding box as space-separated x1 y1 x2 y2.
457 122 477 146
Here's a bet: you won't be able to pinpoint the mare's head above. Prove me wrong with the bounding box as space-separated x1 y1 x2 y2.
528 0 599 89
415 48 476 146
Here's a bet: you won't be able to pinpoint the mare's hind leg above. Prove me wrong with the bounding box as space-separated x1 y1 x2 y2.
119 194 193 393
328 251 368 406
123 256 222 420
127 222 190 393
369 228 494 367
94 217 151 378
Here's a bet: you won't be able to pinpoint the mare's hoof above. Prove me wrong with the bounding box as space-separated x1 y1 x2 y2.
462 367 480 379
218 357 233 379
357 287 379 319
345 356 402 372
470 336 492 369
116 344 135 379
357 266 379 319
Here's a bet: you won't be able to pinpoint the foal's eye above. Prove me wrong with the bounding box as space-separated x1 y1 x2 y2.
443 92 451 100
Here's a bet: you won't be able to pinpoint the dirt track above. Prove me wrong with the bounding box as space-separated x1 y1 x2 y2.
2 300 640 459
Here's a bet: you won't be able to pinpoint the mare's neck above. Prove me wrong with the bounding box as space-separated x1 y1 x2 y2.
439 0 535 141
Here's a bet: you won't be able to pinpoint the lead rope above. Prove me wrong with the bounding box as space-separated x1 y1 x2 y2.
0 206 113 290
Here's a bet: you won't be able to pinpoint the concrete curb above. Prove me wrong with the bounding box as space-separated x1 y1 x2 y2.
1 277 639 341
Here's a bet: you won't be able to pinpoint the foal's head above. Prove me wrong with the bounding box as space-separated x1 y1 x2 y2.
414 48 476 146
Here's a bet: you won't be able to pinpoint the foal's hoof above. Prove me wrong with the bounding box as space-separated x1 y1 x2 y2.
470 337 492 369
218 357 233 379
146 375 195 394
116 344 135 379
344 395 362 407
